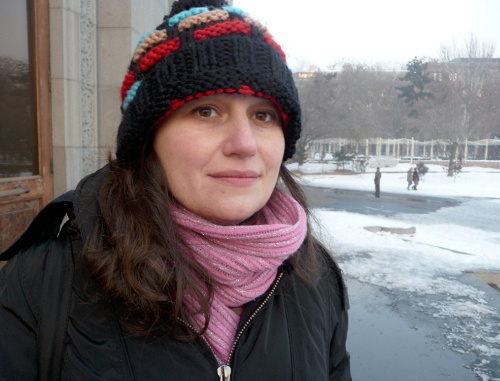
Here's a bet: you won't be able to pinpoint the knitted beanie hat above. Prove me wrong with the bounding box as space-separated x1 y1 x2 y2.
117 0 301 163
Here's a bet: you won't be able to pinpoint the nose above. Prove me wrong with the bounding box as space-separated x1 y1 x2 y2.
222 114 257 158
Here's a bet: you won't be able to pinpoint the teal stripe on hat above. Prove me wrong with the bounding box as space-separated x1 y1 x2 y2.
168 7 210 26
222 6 247 16
123 80 143 111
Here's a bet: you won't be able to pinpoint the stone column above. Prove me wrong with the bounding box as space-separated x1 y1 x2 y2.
50 0 98 196
97 0 171 165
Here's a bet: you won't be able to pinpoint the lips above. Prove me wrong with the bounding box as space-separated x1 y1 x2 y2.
209 170 260 186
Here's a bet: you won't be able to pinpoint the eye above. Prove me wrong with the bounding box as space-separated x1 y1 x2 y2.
194 106 217 118
253 110 279 123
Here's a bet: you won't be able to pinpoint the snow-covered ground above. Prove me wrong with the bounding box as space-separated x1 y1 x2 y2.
289 161 500 198
287 161 500 380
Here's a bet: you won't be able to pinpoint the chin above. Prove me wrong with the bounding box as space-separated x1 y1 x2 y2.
202 207 260 226
206 214 252 226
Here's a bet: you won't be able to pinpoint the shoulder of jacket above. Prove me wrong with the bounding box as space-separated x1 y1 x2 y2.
0 190 75 261
0 191 77 313
317 244 350 311
1 236 70 323
282 242 349 311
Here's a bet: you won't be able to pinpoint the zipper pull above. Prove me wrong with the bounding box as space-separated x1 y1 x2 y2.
217 365 231 381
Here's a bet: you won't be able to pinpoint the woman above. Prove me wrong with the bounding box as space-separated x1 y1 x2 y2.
0 1 350 380
407 167 413 190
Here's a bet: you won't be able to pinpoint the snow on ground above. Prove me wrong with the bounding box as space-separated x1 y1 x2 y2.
287 161 500 380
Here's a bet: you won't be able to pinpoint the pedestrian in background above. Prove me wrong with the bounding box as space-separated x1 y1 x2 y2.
374 167 382 197
412 167 420 190
0 1 351 379
407 167 413 190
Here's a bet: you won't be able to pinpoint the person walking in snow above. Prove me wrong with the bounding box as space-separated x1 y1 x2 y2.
412 168 420 190
374 167 382 197
407 167 413 190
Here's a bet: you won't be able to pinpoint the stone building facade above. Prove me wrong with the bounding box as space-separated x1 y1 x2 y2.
50 0 172 196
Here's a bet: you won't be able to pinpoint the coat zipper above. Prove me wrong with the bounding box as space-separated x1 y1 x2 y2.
217 365 232 381
179 271 285 381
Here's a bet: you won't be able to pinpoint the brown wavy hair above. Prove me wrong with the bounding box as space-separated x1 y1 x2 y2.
84 146 324 338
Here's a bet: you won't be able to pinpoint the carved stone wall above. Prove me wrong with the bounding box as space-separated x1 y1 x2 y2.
50 0 98 196
50 0 171 195
80 0 98 176
96 0 171 167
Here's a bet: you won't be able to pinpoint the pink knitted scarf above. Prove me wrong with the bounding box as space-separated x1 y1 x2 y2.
171 188 307 365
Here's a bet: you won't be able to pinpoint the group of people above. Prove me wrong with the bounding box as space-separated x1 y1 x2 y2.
374 166 421 197
0 1 351 380
407 167 420 190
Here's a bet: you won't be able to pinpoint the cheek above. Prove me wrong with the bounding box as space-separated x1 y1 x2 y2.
155 132 209 187
263 133 285 169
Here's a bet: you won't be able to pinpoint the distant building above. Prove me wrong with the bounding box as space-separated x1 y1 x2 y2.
296 72 319 79
427 58 500 83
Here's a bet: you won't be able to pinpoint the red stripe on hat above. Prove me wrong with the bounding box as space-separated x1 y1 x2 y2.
139 37 181 72
153 86 288 129
193 20 286 63
248 87 288 125
194 20 252 41
264 34 286 62
121 71 136 102
238 85 255 95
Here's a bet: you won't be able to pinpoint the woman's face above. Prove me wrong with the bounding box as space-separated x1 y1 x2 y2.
154 94 285 225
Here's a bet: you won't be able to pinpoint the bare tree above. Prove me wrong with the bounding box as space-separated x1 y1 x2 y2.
436 35 498 175
438 34 497 139
333 64 400 139
293 72 344 164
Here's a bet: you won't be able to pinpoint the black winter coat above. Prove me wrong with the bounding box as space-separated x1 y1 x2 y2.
0 167 351 381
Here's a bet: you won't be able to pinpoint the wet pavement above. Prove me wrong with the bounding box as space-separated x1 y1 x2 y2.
347 278 478 380
303 186 461 217
303 186 500 380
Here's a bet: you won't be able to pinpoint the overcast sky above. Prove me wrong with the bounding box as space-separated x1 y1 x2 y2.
2 0 499 71
233 0 500 71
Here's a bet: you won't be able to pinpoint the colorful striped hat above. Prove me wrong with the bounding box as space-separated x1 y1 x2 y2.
116 0 301 163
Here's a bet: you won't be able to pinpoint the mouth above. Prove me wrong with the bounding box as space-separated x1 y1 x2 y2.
209 170 260 187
